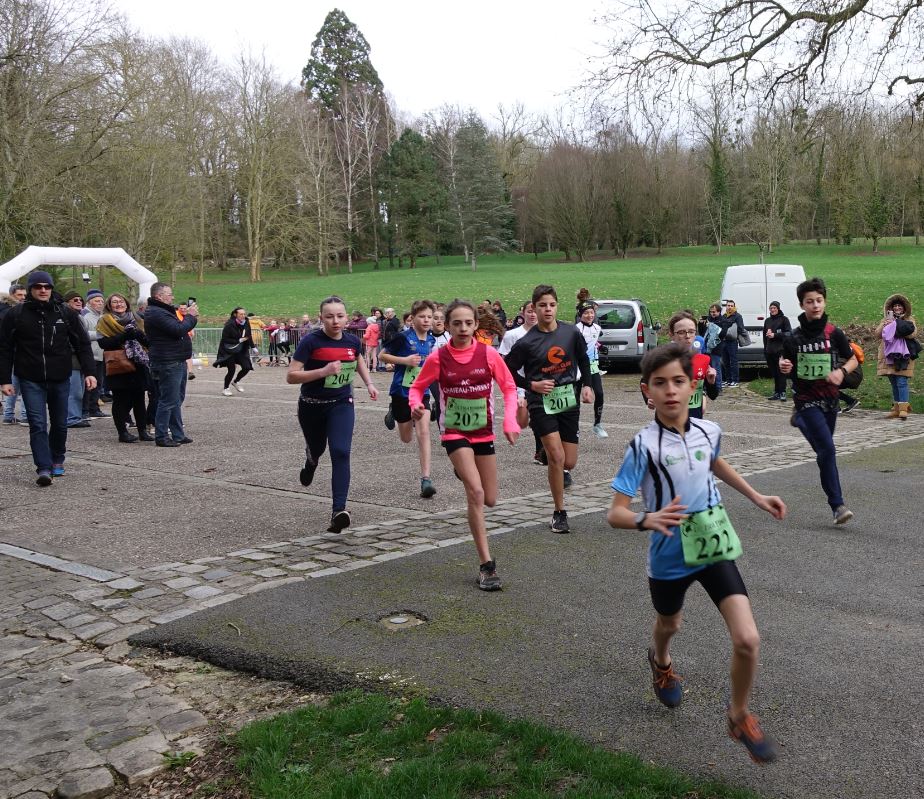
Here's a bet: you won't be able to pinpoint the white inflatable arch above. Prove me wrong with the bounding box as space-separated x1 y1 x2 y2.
0 246 159 301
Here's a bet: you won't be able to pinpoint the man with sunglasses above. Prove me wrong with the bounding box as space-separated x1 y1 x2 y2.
0 271 96 486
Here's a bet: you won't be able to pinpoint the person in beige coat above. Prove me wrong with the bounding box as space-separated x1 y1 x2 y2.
875 293 916 420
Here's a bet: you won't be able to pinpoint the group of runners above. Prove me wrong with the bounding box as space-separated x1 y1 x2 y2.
286 277 863 765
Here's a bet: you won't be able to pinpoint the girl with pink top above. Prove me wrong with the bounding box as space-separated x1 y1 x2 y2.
410 299 521 591
363 318 380 372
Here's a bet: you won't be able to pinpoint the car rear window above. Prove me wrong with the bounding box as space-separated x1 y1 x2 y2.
597 304 635 330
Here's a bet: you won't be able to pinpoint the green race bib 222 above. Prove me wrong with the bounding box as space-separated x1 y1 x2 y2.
679 504 742 567
402 365 421 388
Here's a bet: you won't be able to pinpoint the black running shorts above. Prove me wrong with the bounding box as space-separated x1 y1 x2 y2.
528 404 580 444
443 439 495 457
648 560 748 617
391 393 429 424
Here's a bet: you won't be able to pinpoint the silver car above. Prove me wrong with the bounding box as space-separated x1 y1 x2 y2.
595 299 661 370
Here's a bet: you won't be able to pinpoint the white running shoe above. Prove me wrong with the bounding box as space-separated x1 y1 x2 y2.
222 388 233 396
592 424 609 438
233 382 245 393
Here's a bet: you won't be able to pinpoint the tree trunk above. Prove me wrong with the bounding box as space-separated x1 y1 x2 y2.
471 250 477 271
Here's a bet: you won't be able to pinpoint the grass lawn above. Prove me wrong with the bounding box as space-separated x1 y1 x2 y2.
63 238 920 410
155 238 920 328
234 690 758 799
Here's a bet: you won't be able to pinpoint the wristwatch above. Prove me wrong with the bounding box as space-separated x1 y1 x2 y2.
634 511 648 531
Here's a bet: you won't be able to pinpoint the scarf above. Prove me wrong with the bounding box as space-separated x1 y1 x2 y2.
97 312 150 367
797 312 827 339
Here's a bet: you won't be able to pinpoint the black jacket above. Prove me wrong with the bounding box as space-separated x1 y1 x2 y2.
762 313 792 355
144 297 197 363
214 318 253 367
0 298 94 384
719 311 745 343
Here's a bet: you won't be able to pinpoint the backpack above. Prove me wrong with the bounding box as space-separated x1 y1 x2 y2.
824 323 863 389
381 316 400 345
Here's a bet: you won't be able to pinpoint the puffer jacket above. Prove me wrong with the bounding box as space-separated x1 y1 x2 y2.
876 293 916 378
0 297 94 383
144 297 197 363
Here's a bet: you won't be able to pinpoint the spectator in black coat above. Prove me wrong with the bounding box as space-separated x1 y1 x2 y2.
763 301 792 400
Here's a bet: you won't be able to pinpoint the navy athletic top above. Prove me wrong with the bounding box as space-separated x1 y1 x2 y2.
292 329 362 401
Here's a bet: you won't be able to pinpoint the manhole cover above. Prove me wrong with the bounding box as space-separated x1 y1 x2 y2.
379 611 426 631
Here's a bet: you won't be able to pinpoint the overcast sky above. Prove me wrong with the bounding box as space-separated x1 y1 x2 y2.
112 1 608 120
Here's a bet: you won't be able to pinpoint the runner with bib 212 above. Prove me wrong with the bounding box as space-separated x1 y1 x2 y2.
607 342 786 764
503 285 593 534
409 299 521 591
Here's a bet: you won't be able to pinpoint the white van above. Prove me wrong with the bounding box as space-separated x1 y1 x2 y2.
719 264 806 364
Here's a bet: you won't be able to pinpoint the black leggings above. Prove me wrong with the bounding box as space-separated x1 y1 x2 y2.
111 388 147 433
590 372 604 425
224 359 253 389
764 351 787 394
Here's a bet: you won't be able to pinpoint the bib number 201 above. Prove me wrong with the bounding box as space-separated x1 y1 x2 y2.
542 383 577 414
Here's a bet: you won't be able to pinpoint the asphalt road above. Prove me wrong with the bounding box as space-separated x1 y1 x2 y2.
134 438 924 799
1 368 814 569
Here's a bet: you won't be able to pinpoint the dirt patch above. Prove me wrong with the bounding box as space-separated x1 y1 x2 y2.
111 650 328 798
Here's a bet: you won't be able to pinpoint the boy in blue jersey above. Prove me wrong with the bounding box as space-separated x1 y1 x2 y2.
607 343 786 764
380 299 438 498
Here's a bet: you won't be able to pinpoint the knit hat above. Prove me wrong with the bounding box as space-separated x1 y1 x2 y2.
577 301 597 314
86 288 103 302
769 300 781 311
62 290 83 303
27 271 54 289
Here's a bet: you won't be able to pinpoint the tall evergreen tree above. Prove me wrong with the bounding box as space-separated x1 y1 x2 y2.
381 130 445 268
301 9 383 112
453 113 516 270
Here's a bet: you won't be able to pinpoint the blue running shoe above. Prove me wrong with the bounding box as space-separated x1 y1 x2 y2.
728 711 778 764
648 647 683 707
51 464 64 477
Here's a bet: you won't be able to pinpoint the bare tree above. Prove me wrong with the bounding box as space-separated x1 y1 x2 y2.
354 88 387 269
230 52 293 282
0 0 125 256
594 0 924 107
293 100 344 275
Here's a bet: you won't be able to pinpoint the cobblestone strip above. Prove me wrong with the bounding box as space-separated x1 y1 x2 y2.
0 560 210 798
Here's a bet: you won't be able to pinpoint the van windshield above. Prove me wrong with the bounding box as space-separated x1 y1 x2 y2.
597 304 635 330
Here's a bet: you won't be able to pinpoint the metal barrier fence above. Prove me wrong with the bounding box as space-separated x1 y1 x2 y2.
190 328 316 367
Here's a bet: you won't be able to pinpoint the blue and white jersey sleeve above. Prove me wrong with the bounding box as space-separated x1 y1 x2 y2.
612 436 647 499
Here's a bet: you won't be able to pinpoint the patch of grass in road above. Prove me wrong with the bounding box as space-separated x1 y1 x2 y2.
234 690 758 799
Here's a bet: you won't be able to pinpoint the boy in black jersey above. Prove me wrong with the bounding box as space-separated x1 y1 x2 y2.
779 277 858 525
504 285 593 533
